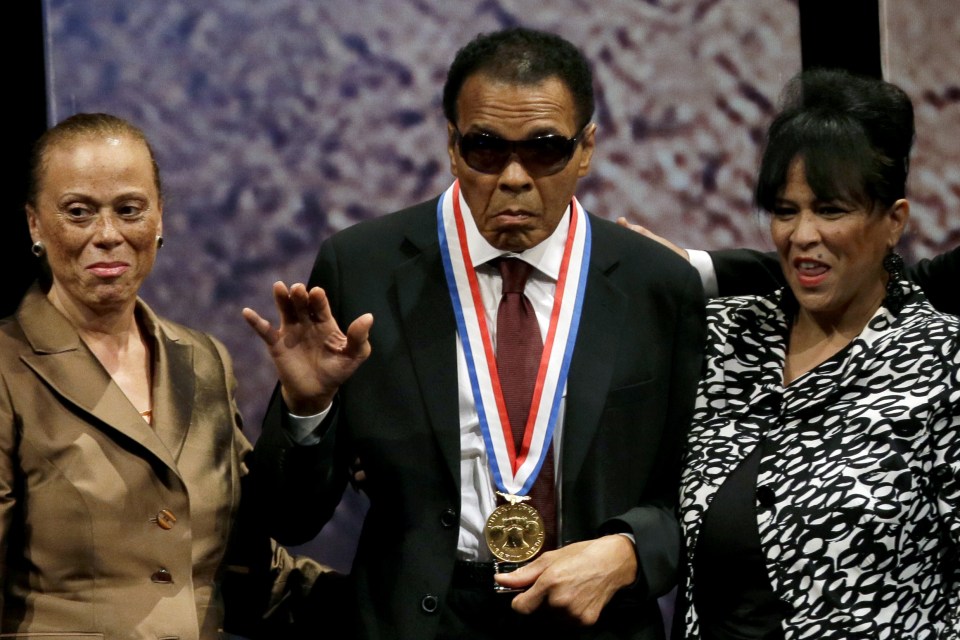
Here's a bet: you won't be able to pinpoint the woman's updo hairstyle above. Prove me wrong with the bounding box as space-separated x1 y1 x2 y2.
755 69 914 213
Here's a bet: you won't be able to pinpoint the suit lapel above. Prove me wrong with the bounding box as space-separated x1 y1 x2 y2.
561 245 626 495
144 307 196 462
17 288 183 475
395 219 461 488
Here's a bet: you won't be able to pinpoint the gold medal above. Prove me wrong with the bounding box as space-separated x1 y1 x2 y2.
484 493 545 563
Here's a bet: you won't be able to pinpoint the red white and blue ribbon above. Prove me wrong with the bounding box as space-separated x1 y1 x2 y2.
437 180 591 496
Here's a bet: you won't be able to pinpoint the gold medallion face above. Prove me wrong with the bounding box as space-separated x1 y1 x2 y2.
484 501 545 562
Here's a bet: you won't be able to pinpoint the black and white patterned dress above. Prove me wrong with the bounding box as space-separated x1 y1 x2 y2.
679 281 960 639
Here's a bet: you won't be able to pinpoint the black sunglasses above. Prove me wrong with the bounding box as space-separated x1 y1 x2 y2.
454 125 588 178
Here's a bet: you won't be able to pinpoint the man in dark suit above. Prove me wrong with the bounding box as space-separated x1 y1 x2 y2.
246 27 704 639
618 222 957 316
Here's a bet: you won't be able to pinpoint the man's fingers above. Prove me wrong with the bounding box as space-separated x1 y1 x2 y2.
493 559 546 614
306 286 335 324
272 281 338 327
343 313 374 356
493 558 546 614
271 281 298 323
615 217 644 234
508 571 547 614
494 559 543 587
288 282 314 320
241 307 279 346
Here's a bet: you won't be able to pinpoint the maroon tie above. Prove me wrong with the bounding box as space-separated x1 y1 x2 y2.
495 257 557 551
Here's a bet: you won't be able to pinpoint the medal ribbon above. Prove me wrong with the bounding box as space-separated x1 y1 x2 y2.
438 180 591 496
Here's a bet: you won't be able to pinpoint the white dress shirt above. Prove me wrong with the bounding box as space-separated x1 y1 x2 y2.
687 249 719 297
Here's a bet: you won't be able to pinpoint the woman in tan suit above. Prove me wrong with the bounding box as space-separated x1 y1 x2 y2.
0 113 323 639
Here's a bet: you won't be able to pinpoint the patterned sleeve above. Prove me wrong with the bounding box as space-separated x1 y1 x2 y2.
933 329 960 637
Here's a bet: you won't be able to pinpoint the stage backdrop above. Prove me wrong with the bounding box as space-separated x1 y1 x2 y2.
44 0 956 573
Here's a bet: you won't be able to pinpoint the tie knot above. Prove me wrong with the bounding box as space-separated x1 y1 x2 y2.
497 257 533 294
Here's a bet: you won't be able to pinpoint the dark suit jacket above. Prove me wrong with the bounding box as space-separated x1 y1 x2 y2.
254 197 706 639
709 246 958 315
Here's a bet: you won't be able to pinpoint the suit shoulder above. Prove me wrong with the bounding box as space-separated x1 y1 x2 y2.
588 214 701 285
327 197 439 247
0 317 28 369
705 294 770 321
151 312 228 360
896 297 960 343
0 314 21 339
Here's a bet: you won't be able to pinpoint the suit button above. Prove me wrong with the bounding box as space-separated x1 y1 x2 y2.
154 509 177 530
440 508 457 528
151 568 174 584
756 485 775 507
420 594 439 614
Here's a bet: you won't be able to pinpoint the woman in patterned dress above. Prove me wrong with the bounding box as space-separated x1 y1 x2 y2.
677 69 959 639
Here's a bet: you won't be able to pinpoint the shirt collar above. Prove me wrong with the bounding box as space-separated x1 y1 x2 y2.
463 202 571 282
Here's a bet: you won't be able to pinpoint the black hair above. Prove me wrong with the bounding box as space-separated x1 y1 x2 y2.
755 69 914 212
442 27 595 131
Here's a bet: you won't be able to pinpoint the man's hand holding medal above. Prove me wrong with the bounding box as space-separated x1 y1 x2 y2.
494 534 639 625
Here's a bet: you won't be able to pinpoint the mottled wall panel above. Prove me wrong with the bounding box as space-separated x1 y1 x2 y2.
45 0 801 438
45 0 959 586
37 0 959 612
882 0 960 256
44 0 798 574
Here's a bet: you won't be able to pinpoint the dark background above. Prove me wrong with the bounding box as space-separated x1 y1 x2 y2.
4 0 46 319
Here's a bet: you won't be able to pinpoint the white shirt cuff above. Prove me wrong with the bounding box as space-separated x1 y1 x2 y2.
286 403 333 445
687 249 719 298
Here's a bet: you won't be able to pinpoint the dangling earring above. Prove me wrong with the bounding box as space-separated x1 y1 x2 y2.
156 235 164 249
31 241 45 258
882 251 905 313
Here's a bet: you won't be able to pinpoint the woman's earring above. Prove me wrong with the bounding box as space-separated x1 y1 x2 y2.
882 251 905 313
156 235 164 249
31 241 45 258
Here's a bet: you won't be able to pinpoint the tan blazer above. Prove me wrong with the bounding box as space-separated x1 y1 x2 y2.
0 285 250 639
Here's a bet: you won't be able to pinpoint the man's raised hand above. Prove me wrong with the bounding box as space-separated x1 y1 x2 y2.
243 281 373 415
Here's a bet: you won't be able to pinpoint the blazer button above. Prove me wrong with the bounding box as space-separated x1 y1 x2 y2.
756 485 776 508
440 508 457 528
151 568 174 584
154 509 177 530
420 594 439 614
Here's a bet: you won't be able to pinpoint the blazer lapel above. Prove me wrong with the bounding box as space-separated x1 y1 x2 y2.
395 223 461 488
780 300 901 423
142 305 196 462
17 288 183 475
718 293 788 421
561 248 627 493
